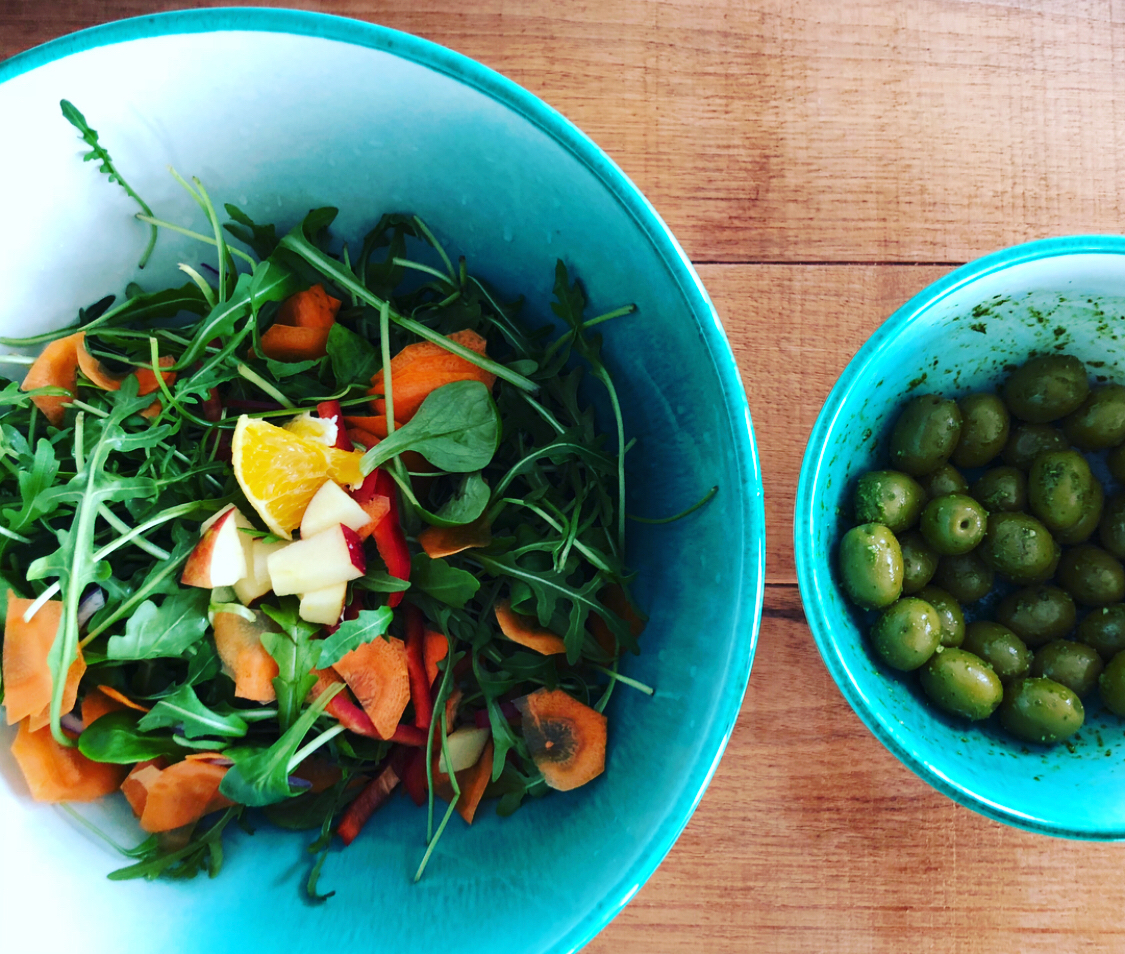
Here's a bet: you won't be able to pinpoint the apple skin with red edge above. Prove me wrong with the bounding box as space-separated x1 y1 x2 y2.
267 524 366 596
181 504 251 588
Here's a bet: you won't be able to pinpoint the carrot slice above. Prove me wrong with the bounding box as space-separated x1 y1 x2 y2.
139 759 233 833
424 630 448 688
93 684 150 713
133 355 176 395
331 637 411 740
80 688 127 727
75 332 127 389
434 740 494 824
368 329 496 422
21 332 81 425
292 756 343 794
10 718 128 802
343 415 394 439
494 600 567 656
259 324 331 362
212 610 280 703
418 515 492 560
514 689 606 792
121 759 167 818
2 593 84 727
589 583 646 656
278 284 341 329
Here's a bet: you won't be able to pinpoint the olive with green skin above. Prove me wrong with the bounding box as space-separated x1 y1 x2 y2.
919 464 969 499
1002 354 1090 424
1077 604 1125 660
919 494 988 556
1098 651 1125 716
852 470 926 533
971 466 1028 513
952 392 1010 468
1030 640 1104 698
1027 450 1093 533
962 621 1032 685
1098 491 1125 560
1056 544 1125 607
919 648 1004 721
1109 443 1125 484
995 586 1077 648
978 512 1060 585
888 395 963 476
932 551 995 603
1000 678 1084 744
1054 475 1104 546
1002 423 1069 470
838 524 903 610
1061 384 1125 450
899 530 939 595
915 585 965 648
870 598 942 671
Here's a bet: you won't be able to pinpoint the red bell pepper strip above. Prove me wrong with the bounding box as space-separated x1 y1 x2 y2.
322 690 428 746
401 749 428 807
354 469 411 607
405 605 433 730
316 400 354 451
337 762 401 846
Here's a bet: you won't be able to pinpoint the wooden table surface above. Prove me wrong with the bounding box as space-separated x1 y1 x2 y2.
5 1 1125 950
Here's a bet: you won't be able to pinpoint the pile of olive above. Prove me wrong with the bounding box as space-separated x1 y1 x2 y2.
839 354 1125 746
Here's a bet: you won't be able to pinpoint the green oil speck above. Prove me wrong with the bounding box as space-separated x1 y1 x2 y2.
970 322 987 334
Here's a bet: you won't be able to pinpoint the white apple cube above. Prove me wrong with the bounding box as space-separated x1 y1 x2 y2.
298 582 348 625
267 524 366 596
437 726 491 774
301 480 373 538
181 504 252 588
234 538 288 605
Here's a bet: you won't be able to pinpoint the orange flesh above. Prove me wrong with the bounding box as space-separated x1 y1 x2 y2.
212 610 280 703
494 600 567 656
139 759 232 833
10 718 128 802
515 689 606 792
332 636 411 740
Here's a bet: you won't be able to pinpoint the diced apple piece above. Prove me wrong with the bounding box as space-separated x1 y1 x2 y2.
301 480 374 538
437 726 491 774
298 582 348 625
234 538 287 605
181 505 251 588
267 525 366 596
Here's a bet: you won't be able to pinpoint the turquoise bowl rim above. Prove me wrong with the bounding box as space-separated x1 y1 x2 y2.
796 233 1125 841
0 8 766 949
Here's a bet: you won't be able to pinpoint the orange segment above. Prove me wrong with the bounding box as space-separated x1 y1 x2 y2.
325 447 366 488
231 415 333 539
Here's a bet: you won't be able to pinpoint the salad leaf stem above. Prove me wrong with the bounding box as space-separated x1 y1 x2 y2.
136 214 257 267
177 264 217 308
591 664 653 696
628 485 718 524
236 363 294 408
411 215 456 281
97 503 171 561
287 724 346 772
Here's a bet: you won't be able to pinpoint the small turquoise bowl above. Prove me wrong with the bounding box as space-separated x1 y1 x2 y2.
0 9 764 953
797 236 1125 840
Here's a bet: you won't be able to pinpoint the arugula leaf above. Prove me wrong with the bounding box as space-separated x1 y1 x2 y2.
138 684 249 739
430 472 490 527
260 599 322 732
2 438 59 533
264 356 320 380
360 381 500 474
106 586 210 660
223 204 279 259
315 606 393 668
326 323 380 386
410 554 480 610
78 710 182 763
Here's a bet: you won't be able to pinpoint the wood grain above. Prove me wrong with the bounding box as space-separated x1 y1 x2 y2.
5 1 1125 262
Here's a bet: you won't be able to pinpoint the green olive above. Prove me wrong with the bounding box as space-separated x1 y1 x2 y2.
1027 450 1094 533
932 551 995 603
852 470 926 533
888 395 963 476
962 621 1032 685
1002 423 1069 470
1098 491 1125 560
970 466 1028 514
1076 604 1125 660
1054 475 1104 546
899 530 939 595
870 598 943 671
919 464 969 499
999 677 1085 744
919 648 1004 721
915 585 965 648
1061 384 1125 450
978 512 1060 585
1098 651 1125 717
838 524 904 610
1002 354 1090 424
919 494 988 556
1109 443 1125 484
1030 640 1104 698
995 586 1077 648
952 392 1010 467
1056 544 1125 607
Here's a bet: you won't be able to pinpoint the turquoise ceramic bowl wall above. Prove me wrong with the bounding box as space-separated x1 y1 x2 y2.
0 10 764 953
796 236 1125 839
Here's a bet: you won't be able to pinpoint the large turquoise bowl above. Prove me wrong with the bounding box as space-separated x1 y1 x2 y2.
796 236 1125 839
0 8 764 952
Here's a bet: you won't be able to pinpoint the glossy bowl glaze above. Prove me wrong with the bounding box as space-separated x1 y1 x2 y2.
797 236 1125 840
0 9 764 952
